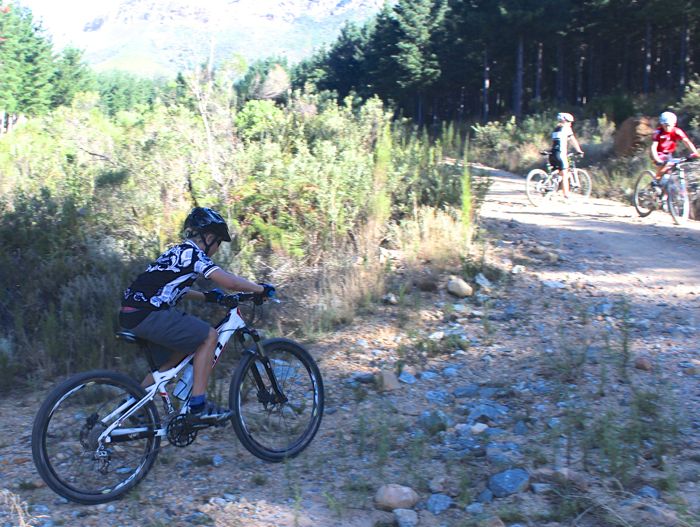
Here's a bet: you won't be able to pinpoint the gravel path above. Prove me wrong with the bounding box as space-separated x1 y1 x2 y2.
2 168 699 527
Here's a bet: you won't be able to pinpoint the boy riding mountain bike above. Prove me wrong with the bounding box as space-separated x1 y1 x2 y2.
549 112 585 199
650 111 699 192
119 207 275 424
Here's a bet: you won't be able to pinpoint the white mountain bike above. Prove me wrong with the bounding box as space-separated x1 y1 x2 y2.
525 151 592 206
31 293 324 504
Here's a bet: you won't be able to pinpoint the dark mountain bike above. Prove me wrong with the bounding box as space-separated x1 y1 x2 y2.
633 156 697 225
32 293 324 504
525 151 592 206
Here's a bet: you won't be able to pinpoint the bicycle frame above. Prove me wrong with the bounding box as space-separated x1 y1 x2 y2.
98 305 263 444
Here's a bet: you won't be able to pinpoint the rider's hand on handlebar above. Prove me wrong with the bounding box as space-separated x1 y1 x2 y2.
255 283 276 304
203 289 225 303
689 152 699 160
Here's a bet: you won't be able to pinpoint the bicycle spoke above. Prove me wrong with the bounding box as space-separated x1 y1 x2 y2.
231 341 323 461
33 371 160 503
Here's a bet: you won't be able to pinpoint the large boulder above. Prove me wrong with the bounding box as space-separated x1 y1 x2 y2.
374 484 420 511
614 116 655 156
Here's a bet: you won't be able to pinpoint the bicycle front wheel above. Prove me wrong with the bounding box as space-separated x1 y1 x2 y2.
32 370 161 504
570 169 592 199
525 169 552 206
229 338 324 462
633 170 657 217
667 175 690 224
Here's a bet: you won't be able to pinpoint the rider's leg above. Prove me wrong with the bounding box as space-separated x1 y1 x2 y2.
190 327 218 398
140 351 187 387
562 168 570 197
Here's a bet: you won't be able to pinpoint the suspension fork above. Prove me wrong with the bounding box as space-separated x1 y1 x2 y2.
243 329 288 404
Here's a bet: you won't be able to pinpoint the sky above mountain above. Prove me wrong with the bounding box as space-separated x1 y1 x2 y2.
17 0 385 76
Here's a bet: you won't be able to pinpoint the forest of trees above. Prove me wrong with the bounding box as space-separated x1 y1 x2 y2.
294 0 700 124
0 4 170 132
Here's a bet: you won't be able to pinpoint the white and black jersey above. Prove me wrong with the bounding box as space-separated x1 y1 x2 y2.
122 240 220 311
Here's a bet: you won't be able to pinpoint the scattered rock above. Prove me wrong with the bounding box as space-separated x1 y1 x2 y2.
382 293 399 305
634 356 653 372
393 508 419 527
418 410 451 435
374 484 419 511
466 502 484 514
475 273 492 289
637 485 661 499
426 493 452 515
476 516 506 527
477 488 494 503
398 371 417 384
471 423 489 434
379 370 401 391
541 280 566 289
447 277 474 298
488 468 530 497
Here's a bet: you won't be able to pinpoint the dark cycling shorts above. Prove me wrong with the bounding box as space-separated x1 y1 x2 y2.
121 309 210 366
549 151 567 170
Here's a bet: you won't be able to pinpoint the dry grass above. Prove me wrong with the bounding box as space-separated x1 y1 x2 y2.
269 205 471 337
0 488 43 527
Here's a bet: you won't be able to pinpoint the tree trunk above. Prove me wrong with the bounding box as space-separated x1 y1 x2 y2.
576 44 585 106
535 42 543 102
587 44 595 100
482 48 490 122
513 35 524 118
556 39 565 102
679 22 689 93
643 21 652 94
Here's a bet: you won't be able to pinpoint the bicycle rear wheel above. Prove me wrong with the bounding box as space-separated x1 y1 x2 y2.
667 175 690 224
229 338 324 462
633 170 657 217
570 169 592 199
32 370 161 504
525 169 553 206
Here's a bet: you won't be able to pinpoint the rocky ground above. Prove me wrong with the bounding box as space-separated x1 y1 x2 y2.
2 169 700 527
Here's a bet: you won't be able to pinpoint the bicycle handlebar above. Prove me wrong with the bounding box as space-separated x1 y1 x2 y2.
539 150 582 159
670 155 699 165
218 292 278 309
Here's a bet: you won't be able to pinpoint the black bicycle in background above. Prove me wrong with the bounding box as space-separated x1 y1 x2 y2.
633 156 698 225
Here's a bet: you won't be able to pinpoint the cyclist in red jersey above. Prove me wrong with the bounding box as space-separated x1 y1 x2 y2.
650 111 698 186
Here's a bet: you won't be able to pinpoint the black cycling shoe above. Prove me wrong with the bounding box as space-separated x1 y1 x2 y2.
186 401 233 424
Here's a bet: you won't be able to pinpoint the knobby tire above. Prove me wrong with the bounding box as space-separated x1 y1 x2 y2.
229 338 324 462
32 370 161 504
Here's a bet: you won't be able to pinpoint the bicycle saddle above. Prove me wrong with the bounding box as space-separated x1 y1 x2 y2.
115 331 146 345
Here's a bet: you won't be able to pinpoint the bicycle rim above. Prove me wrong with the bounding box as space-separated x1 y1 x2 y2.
525 169 551 206
230 339 324 462
633 170 657 217
570 169 592 199
667 177 690 224
32 370 161 504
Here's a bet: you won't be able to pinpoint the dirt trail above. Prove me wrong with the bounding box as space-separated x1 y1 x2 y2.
479 166 700 303
2 168 700 527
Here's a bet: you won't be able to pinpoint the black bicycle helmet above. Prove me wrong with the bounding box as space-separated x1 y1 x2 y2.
184 207 232 242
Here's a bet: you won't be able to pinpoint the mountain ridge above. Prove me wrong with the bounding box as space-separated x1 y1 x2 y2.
22 0 386 77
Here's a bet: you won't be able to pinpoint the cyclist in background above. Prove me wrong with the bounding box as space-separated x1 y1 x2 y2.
550 112 585 199
119 207 275 423
650 111 699 192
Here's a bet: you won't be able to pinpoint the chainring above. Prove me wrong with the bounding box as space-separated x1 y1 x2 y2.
166 415 198 447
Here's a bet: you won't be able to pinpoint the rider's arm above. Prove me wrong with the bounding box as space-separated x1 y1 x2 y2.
208 268 265 293
650 141 664 164
570 134 584 155
682 137 698 157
